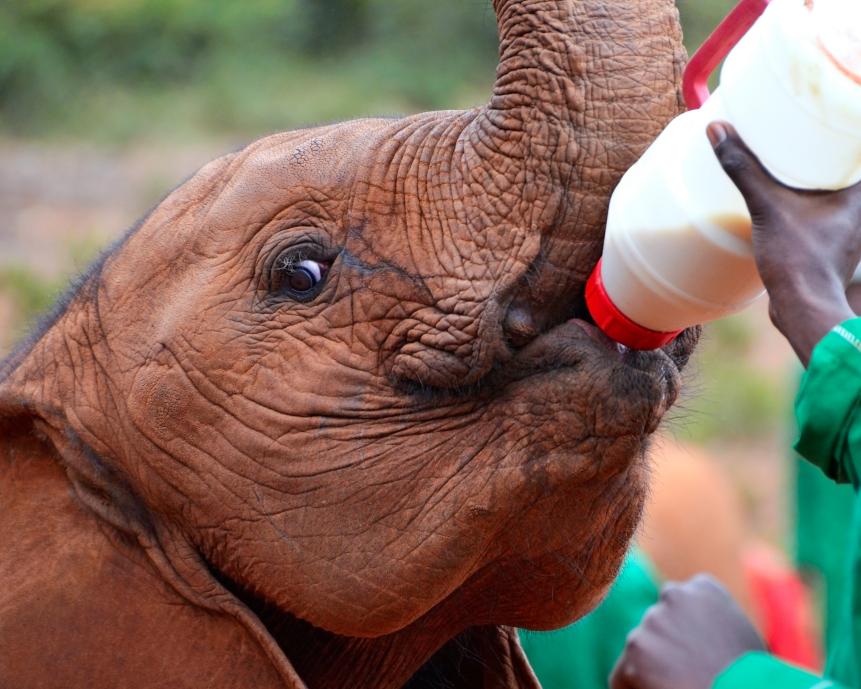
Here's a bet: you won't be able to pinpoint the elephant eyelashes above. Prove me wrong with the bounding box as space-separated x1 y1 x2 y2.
270 250 330 301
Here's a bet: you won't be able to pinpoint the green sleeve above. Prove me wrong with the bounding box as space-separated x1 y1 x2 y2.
714 652 844 689
795 319 861 486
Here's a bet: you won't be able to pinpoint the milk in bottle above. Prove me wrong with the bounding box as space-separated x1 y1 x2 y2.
585 0 861 350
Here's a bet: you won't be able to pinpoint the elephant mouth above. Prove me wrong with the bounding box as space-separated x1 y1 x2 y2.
394 314 696 446
489 317 694 433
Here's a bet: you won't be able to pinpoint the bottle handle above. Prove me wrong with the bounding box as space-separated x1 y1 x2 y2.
682 0 772 109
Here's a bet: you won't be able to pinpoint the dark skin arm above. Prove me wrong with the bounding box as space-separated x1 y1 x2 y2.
610 122 861 689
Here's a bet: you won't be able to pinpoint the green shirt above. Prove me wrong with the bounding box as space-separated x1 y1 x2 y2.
795 442 855 653
716 318 861 689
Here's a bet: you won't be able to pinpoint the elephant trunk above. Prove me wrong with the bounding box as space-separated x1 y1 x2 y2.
489 0 587 125
477 0 687 221
460 0 687 328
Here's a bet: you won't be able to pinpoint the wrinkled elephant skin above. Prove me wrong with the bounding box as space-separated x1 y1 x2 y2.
0 2 696 688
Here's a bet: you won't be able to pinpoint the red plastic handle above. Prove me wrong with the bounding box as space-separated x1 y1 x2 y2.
683 0 772 109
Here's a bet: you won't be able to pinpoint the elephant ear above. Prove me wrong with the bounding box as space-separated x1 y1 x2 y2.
477 626 542 689
403 625 541 689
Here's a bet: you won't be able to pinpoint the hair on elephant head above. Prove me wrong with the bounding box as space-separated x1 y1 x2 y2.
0 2 697 688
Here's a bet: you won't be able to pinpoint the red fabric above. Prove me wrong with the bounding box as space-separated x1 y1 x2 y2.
744 545 824 672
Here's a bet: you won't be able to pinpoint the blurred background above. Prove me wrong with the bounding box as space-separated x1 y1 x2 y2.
0 0 799 584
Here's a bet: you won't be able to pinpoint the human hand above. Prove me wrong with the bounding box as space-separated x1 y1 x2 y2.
708 122 861 366
609 574 765 689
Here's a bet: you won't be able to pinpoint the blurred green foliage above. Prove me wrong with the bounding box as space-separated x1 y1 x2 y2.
0 0 734 142
677 0 737 51
0 266 62 345
0 240 103 348
0 0 499 140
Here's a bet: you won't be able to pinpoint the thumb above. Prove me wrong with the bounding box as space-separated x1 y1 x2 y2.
707 121 780 221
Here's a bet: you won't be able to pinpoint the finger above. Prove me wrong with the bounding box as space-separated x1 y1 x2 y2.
689 572 725 593
707 121 784 220
659 581 683 602
610 633 648 689
609 657 638 689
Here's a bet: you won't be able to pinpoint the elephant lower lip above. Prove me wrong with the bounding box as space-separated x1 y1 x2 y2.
568 318 629 358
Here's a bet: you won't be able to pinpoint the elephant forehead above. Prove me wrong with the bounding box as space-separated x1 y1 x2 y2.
202 119 399 232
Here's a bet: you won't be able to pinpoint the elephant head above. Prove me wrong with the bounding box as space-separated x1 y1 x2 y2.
0 1 694 687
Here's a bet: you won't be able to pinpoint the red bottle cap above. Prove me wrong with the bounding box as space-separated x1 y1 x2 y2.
585 260 683 351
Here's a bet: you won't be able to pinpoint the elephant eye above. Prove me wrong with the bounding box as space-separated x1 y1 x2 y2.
271 251 330 301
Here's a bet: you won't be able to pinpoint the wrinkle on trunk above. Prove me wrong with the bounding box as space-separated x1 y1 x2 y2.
488 0 685 127
478 0 686 202
490 0 587 124
465 0 687 328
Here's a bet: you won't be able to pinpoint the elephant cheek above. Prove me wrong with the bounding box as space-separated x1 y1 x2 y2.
127 368 193 443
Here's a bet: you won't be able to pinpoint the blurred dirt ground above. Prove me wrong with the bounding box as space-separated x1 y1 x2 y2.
0 137 229 276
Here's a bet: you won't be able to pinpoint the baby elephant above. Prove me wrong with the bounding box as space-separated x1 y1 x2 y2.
0 1 696 687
